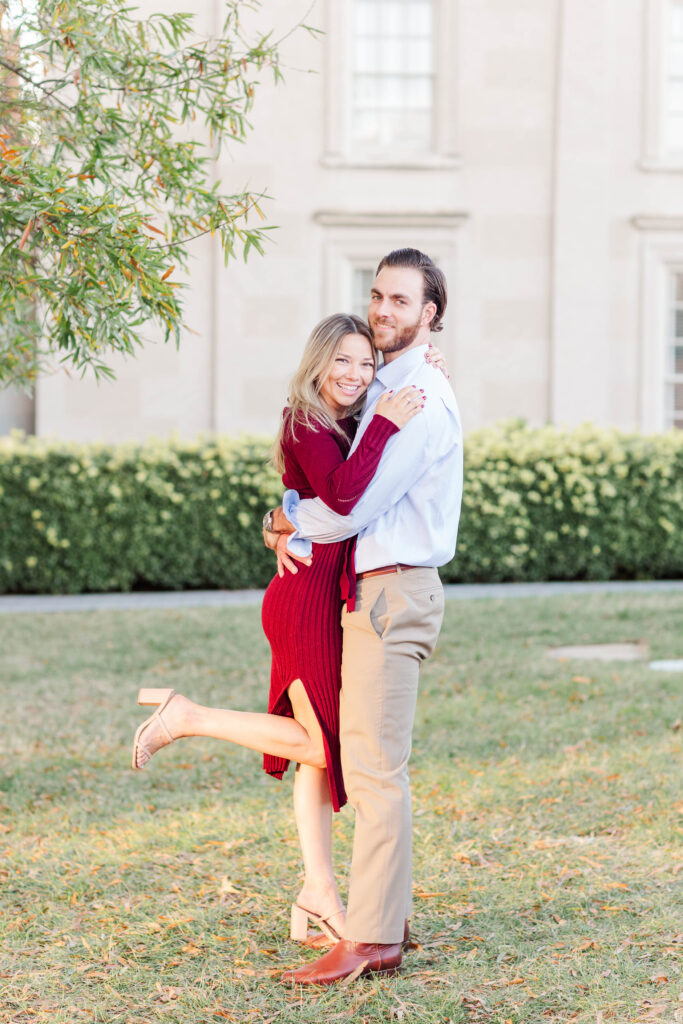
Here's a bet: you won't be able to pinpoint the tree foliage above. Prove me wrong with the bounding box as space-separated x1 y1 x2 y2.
0 0 295 385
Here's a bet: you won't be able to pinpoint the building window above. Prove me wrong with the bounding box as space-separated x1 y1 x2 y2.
665 0 683 155
351 0 434 156
643 0 683 167
666 270 683 428
322 0 459 169
351 266 376 319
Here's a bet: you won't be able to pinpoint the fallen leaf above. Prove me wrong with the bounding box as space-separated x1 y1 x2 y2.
180 942 202 956
340 959 369 984
572 939 598 952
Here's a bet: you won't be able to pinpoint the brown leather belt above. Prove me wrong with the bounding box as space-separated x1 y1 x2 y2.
356 563 418 581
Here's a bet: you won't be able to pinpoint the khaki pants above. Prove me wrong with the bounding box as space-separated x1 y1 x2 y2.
339 566 445 943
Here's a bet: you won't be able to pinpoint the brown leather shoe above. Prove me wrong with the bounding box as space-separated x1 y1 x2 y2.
281 939 402 985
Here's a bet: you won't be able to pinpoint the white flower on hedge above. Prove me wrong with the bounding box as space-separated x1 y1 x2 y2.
28 477 41 491
109 484 123 499
25 556 37 567
237 511 251 528
577 525 589 538
31 509 42 519
209 488 221 500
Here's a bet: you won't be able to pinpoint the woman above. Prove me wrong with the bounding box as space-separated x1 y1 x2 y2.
131 313 438 944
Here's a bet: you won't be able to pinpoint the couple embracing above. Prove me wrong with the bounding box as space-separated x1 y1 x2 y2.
132 247 463 985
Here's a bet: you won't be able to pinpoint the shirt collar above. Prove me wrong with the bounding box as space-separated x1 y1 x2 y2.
375 344 429 390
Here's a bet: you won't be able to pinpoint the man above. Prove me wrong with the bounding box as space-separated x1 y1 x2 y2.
267 248 463 984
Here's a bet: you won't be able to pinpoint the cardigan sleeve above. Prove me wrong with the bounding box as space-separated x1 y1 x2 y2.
291 414 399 515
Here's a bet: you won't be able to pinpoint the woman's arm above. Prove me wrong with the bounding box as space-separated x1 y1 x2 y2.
291 387 423 514
291 415 398 515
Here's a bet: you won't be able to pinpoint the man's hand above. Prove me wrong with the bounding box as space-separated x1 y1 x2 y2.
263 528 280 551
271 505 296 534
275 532 312 577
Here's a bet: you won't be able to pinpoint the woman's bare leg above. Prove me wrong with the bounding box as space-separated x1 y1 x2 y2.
292 764 345 928
133 681 326 769
288 682 345 928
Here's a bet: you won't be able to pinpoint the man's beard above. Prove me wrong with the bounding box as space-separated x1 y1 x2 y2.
371 316 422 354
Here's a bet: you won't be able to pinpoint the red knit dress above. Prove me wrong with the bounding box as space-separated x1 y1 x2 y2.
261 411 399 812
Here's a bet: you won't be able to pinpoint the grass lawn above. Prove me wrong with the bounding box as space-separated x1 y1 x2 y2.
1 591 681 1024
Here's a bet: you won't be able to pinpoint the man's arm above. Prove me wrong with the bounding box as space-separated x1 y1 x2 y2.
283 410 437 546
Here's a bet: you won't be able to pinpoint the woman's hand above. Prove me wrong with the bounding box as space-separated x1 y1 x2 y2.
425 342 450 379
375 385 425 428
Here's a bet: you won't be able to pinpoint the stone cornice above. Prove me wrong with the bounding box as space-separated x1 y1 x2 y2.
313 211 469 229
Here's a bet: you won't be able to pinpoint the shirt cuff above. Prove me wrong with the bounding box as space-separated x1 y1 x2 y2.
282 489 313 557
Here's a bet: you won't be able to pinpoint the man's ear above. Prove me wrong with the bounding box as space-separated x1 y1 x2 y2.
421 302 437 327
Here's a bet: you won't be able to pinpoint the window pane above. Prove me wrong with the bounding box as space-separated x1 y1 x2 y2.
406 76 433 109
354 74 379 108
669 79 683 112
674 308 683 337
672 0 683 38
355 38 375 72
665 380 683 415
379 37 406 74
407 38 433 74
354 109 380 144
667 114 683 150
355 0 377 35
407 1 433 36
668 344 683 373
676 273 683 301
381 2 405 27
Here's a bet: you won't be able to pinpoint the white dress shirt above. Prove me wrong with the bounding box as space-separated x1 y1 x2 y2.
282 344 463 572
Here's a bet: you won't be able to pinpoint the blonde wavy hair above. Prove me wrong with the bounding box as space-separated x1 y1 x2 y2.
272 313 376 474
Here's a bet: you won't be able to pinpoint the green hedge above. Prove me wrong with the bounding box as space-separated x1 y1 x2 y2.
0 433 283 594
440 421 683 583
1 422 682 594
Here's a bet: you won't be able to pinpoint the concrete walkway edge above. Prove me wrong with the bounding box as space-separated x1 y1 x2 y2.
0 579 681 615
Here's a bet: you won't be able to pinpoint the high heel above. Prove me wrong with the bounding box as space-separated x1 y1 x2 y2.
132 688 176 770
290 903 343 945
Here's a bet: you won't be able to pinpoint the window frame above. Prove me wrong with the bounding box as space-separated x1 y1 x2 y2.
635 217 683 430
642 0 683 171
313 212 467 372
322 0 460 170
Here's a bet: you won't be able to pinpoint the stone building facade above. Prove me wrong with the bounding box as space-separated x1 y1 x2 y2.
2 0 683 440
